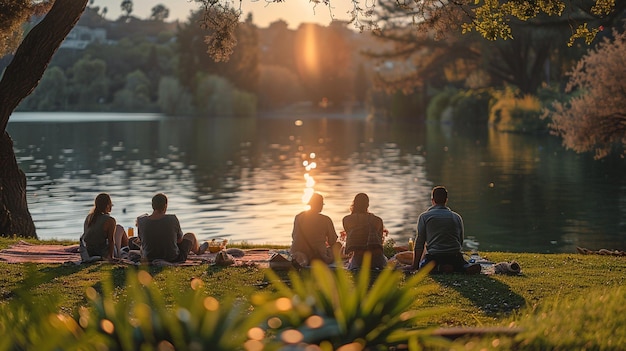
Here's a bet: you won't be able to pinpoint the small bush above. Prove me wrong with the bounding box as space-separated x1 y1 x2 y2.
157 76 194 116
489 88 546 132
450 89 491 125
426 89 457 122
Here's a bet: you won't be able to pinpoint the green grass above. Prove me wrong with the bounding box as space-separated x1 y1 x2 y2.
1 238 625 350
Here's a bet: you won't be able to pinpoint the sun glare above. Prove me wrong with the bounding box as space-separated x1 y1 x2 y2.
301 149 318 207
296 24 321 82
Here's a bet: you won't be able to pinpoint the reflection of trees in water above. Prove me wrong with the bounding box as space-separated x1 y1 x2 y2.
422 123 626 252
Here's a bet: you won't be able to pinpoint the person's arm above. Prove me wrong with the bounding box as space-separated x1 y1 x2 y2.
457 214 465 245
83 215 90 233
174 216 184 243
411 216 427 269
103 217 116 259
342 215 355 252
326 217 338 246
291 215 300 240
377 216 385 241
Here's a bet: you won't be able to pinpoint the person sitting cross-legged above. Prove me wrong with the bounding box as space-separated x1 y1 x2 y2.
408 186 481 274
137 193 208 263
290 193 342 268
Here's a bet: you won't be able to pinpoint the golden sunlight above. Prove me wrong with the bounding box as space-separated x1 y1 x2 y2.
296 24 321 82
301 152 317 206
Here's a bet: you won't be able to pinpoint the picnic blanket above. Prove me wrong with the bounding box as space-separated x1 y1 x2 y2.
0 240 274 267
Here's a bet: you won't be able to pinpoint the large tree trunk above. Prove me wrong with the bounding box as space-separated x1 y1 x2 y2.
0 131 35 237
0 0 88 237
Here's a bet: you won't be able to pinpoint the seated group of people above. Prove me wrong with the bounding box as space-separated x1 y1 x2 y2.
290 187 480 274
82 186 480 273
81 192 208 263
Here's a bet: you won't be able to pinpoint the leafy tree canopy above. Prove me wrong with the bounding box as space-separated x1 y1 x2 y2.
547 29 626 159
0 0 619 61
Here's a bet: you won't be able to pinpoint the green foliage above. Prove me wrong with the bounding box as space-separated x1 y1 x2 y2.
68 56 109 110
449 90 491 125
19 66 68 111
515 287 626 350
488 88 546 132
112 70 154 112
426 89 490 125
257 65 304 110
261 256 448 350
450 287 626 351
1 238 625 350
426 89 457 122
459 0 611 46
0 265 92 351
193 74 258 117
157 76 193 116
81 269 262 351
195 75 234 117
0 259 445 350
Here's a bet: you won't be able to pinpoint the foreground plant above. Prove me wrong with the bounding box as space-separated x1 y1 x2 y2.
0 265 96 351
258 255 449 350
79 268 265 351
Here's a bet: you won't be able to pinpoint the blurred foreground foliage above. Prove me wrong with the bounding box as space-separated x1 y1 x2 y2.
0 242 625 350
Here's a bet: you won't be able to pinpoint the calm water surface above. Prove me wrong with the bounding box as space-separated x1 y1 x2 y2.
7 112 626 253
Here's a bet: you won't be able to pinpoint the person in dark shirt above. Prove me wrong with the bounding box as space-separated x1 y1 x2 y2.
138 193 208 263
409 186 480 274
81 193 129 260
290 193 341 267
342 193 388 270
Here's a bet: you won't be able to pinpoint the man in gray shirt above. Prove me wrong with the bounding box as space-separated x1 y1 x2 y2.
138 193 208 263
409 186 480 274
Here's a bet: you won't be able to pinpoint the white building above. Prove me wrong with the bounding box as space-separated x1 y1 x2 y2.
60 26 110 49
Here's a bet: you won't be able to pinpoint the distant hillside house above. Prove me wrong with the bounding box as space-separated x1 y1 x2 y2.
61 26 112 49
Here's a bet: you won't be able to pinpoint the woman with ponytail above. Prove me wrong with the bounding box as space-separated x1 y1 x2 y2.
81 193 126 260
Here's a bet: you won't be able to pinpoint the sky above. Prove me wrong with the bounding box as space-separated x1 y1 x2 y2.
93 0 357 29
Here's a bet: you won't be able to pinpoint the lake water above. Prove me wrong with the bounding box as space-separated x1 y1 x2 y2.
7 112 626 253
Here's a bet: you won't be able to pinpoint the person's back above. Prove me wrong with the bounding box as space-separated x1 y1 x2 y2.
290 193 339 266
138 214 182 262
291 211 335 255
343 193 387 270
417 206 463 255
343 212 384 252
411 186 480 274
83 213 113 257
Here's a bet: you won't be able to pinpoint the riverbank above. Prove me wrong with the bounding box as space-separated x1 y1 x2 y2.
1 237 625 350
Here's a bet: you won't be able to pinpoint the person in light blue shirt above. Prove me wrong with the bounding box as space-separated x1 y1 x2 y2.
410 186 480 274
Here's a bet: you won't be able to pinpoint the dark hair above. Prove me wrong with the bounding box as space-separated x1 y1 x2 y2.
308 193 324 212
350 193 369 213
152 193 168 211
432 186 448 205
87 193 111 227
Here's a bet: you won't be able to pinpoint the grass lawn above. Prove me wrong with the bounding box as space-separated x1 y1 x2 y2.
1 237 625 350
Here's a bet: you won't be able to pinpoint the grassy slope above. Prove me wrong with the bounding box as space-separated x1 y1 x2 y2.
1 238 625 349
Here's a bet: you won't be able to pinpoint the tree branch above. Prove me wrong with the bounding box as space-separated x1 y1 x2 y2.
0 0 88 132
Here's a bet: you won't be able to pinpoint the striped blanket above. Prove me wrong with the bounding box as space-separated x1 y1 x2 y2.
0 241 273 267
